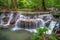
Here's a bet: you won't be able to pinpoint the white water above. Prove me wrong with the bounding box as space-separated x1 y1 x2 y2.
11 17 45 32
0 12 13 26
24 18 45 33
47 21 57 34
0 13 5 25
11 14 53 33
11 14 26 31
37 18 45 26
0 12 57 33
25 29 37 33
4 12 13 26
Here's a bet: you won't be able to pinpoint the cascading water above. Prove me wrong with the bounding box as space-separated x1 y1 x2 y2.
0 12 14 26
11 13 54 33
0 13 5 25
4 12 14 26
24 19 45 33
0 12 58 34
11 14 26 31
47 21 57 34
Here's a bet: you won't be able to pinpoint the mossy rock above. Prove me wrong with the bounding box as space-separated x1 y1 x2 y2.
0 25 8 29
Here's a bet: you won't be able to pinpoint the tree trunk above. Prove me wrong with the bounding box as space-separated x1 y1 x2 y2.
11 0 17 11
42 0 46 11
5 0 9 11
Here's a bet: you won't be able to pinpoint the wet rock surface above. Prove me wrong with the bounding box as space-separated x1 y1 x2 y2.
0 12 59 33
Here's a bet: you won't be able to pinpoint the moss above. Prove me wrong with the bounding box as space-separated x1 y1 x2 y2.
0 25 9 29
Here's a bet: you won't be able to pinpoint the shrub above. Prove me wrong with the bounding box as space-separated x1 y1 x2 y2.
31 27 57 40
17 0 42 9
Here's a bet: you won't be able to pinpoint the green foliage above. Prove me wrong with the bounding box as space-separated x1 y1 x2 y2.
0 0 13 9
50 35 57 40
30 0 42 9
55 12 60 15
17 0 42 9
31 27 57 40
37 27 49 35
0 0 5 8
57 36 60 40
7 0 13 9
45 0 55 7
0 0 59 9
31 34 40 40
55 0 60 8
17 0 56 9
31 27 49 40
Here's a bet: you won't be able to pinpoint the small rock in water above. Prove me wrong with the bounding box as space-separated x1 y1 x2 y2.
11 27 22 31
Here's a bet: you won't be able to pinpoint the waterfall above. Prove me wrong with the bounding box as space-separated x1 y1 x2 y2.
47 21 57 34
0 12 58 33
53 21 60 31
24 18 45 33
37 18 45 26
11 18 22 31
4 12 14 26
11 14 26 31
11 14 45 32
0 12 13 26
11 13 53 33
0 13 5 25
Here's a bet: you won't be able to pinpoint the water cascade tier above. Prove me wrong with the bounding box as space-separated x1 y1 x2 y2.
11 12 53 33
0 12 59 34
0 12 14 26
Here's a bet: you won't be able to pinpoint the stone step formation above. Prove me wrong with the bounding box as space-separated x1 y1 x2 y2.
0 11 59 34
